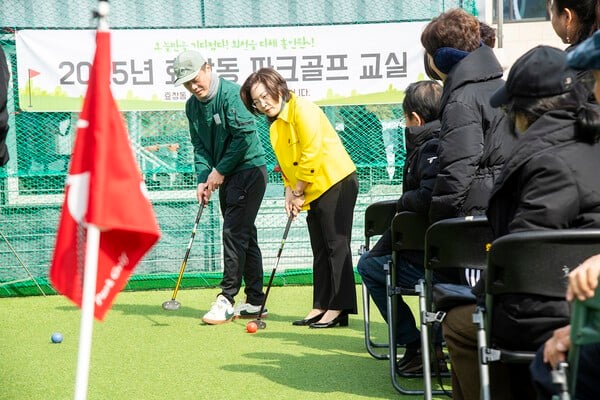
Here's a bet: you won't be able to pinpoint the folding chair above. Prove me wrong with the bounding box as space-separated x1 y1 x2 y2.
476 230 600 400
385 210 442 395
419 216 493 400
360 199 397 359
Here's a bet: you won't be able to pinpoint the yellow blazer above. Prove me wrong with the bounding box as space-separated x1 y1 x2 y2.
270 93 356 209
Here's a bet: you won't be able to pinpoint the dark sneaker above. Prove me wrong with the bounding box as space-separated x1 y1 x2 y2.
396 346 450 375
396 347 423 374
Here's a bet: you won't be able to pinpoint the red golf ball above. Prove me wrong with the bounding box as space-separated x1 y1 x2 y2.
246 321 258 333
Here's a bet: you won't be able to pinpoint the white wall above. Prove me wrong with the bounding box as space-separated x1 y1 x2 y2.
493 20 566 72
479 0 566 72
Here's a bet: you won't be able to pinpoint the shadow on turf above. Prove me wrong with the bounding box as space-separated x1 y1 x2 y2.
55 302 202 322
115 303 202 319
221 330 408 397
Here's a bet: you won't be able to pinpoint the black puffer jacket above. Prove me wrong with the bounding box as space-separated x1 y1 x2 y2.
481 110 600 350
369 120 440 265
398 120 441 214
429 45 517 222
487 110 600 236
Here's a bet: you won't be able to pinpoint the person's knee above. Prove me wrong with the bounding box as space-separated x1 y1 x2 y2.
357 253 370 277
358 254 389 278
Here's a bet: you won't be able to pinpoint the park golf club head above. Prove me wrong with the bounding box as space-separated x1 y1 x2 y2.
162 299 181 311
253 319 267 329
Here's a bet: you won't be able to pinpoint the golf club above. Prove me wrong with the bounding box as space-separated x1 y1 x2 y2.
251 213 294 329
162 200 205 311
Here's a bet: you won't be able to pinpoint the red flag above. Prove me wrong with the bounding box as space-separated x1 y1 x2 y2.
50 30 160 321
28 69 40 79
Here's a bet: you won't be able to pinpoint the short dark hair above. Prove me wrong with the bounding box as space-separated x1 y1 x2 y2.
240 68 291 116
402 80 442 123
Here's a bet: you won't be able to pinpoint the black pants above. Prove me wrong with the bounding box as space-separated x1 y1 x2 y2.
307 172 358 313
530 342 600 400
218 165 267 305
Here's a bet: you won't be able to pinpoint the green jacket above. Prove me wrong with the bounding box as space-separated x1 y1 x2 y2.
185 78 266 184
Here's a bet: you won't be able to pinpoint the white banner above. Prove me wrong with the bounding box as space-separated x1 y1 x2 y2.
16 23 428 112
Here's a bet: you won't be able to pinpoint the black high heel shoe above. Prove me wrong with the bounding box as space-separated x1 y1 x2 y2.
309 312 348 329
292 312 325 326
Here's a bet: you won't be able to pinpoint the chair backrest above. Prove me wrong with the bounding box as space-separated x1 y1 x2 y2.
486 230 600 298
363 199 397 250
425 216 493 285
391 211 429 253
486 230 600 353
389 211 430 294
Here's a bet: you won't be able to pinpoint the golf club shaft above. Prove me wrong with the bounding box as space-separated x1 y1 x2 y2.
256 213 294 320
169 200 205 301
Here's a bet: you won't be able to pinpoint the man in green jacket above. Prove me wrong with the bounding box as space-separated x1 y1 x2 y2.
173 50 267 325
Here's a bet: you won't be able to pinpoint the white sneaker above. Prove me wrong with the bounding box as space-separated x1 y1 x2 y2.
234 301 268 319
202 295 234 325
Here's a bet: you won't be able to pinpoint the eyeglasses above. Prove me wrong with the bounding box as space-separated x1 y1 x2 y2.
252 92 270 109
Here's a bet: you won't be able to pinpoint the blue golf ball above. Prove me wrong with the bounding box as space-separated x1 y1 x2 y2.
51 332 63 344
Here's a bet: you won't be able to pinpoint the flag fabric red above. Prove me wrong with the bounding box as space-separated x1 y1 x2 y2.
28 69 40 79
50 30 160 321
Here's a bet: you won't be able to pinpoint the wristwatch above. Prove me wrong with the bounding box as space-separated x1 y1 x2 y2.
292 189 304 197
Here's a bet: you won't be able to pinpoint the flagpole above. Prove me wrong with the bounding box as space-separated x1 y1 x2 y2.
74 225 100 400
73 4 109 399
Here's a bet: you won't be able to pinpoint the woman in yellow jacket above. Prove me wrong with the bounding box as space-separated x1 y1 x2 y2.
241 68 358 328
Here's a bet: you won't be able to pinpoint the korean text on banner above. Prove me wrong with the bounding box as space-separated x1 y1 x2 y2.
50 30 161 321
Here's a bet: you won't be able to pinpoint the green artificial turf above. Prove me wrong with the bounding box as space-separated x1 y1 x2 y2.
0 286 452 400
